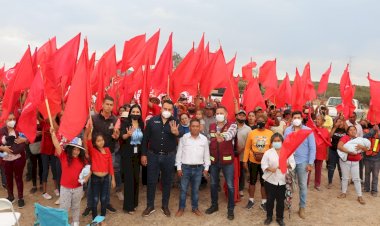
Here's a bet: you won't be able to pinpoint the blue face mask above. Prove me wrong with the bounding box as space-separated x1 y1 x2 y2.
272 141 282 150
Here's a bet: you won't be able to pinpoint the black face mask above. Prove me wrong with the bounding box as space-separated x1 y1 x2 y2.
236 119 245 124
130 114 141 120
257 122 265 129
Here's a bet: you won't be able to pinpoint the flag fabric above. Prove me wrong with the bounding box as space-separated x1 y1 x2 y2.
291 68 304 111
121 34 146 72
140 65 151 121
221 56 238 121
279 129 313 173
130 30 160 69
16 70 44 143
59 40 90 140
306 112 332 147
122 67 144 104
151 33 173 95
275 73 292 108
317 64 332 95
243 78 266 113
259 59 278 100
336 65 356 119
301 62 316 102
185 34 205 85
242 61 256 82
1 47 34 122
367 73 380 124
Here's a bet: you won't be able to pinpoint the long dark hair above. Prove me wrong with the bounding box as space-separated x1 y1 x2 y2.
65 145 86 166
92 133 106 152
125 104 144 130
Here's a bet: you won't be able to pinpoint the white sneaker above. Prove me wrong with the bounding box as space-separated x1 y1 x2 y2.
54 189 60 197
42 193 52 200
116 191 124 201
55 198 60 205
71 222 79 226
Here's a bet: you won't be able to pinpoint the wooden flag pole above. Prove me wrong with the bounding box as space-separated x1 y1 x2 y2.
38 65 54 129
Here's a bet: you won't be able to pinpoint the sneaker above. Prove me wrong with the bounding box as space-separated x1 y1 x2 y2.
30 187 37 194
205 205 218 214
357 196 366 205
2 183 6 189
327 183 333 189
314 186 321 191
227 210 234 220
82 207 91 217
55 198 60 205
337 193 346 199
260 203 267 212
264 217 272 225
42 193 52 200
54 189 60 197
106 204 116 213
7 196 15 204
142 207 155 217
246 200 255 209
18 199 25 208
116 191 124 201
161 207 171 217
371 192 378 197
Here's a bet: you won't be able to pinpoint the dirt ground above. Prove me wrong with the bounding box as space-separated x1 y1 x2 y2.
1 162 380 226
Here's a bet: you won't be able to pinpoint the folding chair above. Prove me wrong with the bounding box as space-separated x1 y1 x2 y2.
0 198 21 226
34 203 70 226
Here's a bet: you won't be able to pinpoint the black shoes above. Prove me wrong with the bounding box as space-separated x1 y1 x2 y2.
227 210 234 220
82 207 91 217
106 204 116 213
205 205 219 214
142 206 155 217
161 207 171 217
18 199 25 208
276 218 285 226
264 217 272 225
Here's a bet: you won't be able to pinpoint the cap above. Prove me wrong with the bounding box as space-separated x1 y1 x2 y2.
236 110 247 115
255 106 263 112
283 109 291 115
205 103 214 109
66 137 85 150
121 111 129 118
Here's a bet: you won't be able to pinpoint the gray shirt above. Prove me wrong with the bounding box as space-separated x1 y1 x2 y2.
237 124 252 161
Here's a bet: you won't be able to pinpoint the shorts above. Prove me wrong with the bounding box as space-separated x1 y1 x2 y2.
248 162 264 185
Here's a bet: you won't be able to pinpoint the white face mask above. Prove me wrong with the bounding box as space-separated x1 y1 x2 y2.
292 118 302 127
7 120 16 128
161 110 172 119
215 114 225 122
272 141 282 150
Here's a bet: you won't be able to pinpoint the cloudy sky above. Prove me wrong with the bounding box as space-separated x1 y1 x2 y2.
1 0 379 85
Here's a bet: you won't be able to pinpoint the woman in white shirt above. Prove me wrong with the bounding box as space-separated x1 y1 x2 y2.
261 133 295 226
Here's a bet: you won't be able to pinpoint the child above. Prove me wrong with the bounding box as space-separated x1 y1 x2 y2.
195 109 205 134
84 120 115 226
50 128 89 226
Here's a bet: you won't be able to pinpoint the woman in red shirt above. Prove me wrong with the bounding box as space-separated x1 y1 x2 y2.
84 120 115 225
337 126 368 205
50 128 88 226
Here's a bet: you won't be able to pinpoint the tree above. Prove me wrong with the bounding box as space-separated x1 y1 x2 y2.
172 51 183 69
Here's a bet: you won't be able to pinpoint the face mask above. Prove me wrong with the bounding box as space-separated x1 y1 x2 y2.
7 120 16 128
130 114 141 120
272 141 282 149
236 119 245 124
215 114 225 122
293 118 302 127
161 110 172 119
277 117 282 122
257 121 265 129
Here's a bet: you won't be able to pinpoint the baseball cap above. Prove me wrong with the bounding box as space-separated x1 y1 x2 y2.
236 110 247 115
255 106 263 112
205 103 214 109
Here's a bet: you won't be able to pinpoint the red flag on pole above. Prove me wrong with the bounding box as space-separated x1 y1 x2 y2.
367 73 380 124
242 61 256 82
59 39 90 140
243 78 266 113
291 68 304 111
336 65 356 119
301 62 316 102
279 129 313 173
130 30 160 69
259 59 278 100
221 55 238 121
275 73 292 108
121 34 146 72
317 64 332 95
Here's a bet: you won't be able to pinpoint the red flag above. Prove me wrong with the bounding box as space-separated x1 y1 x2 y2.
259 59 278 100
122 67 144 104
279 129 313 173
306 112 332 147
36 37 57 67
199 48 229 98
301 62 316 101
291 68 304 111
185 34 205 85
16 70 44 143
275 73 292 108
243 78 266 113
121 34 146 72
242 61 257 82
317 64 332 95
59 40 90 140
336 65 356 119
151 33 173 95
130 30 160 69
101 45 117 87
141 65 151 120
367 73 380 124
1 47 34 122
222 56 239 121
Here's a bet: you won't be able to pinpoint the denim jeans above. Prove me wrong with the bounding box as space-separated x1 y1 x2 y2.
146 151 175 208
41 154 57 183
295 162 308 208
179 165 203 210
328 149 342 184
112 151 122 190
364 159 380 193
209 163 235 211
91 174 110 219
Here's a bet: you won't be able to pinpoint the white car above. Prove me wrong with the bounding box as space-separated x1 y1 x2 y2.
326 97 365 119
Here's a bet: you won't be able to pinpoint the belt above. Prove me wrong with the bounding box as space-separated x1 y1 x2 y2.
150 150 169 155
182 164 203 168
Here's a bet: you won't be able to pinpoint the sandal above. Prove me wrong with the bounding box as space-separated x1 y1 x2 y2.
337 193 346 199
357 196 366 205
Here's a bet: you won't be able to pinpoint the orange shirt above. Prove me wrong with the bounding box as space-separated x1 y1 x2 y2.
243 129 274 164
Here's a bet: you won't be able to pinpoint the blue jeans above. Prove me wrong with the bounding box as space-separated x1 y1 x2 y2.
146 151 175 208
41 154 57 183
91 174 110 219
295 162 308 208
112 150 122 190
179 165 203 210
209 163 235 211
86 177 111 208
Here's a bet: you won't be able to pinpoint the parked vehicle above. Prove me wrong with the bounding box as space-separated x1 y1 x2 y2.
325 97 365 119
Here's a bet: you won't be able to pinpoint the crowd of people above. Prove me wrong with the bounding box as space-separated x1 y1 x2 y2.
0 93 378 226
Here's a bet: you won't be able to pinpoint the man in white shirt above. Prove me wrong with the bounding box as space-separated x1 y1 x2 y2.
175 118 210 217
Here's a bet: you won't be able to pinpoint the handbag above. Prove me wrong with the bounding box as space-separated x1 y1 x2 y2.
29 141 41 155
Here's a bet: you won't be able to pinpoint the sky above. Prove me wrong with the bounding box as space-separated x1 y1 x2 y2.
1 0 380 86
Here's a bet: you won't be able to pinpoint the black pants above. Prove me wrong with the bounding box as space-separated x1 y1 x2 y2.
265 182 285 220
122 154 140 211
328 149 342 184
141 166 147 186
239 161 245 191
30 154 43 187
